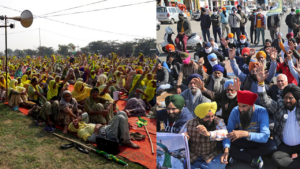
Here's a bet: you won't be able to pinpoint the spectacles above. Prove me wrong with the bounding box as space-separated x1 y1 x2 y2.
243 54 249 57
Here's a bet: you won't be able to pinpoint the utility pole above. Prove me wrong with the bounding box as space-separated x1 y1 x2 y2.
39 28 41 57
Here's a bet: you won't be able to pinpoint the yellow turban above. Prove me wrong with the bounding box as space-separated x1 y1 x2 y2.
256 51 266 59
194 102 217 119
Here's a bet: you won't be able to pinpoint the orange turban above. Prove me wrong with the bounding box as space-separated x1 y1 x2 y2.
165 44 175 52
222 7 226 11
240 35 246 39
242 47 250 55
136 69 143 74
228 33 234 38
256 51 266 59
249 62 258 72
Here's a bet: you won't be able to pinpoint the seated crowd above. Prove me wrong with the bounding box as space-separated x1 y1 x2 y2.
4 53 157 149
156 32 300 169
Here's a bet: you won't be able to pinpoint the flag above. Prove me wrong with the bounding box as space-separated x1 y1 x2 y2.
266 0 283 16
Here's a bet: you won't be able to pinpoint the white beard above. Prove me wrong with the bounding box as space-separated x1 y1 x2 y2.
211 75 223 92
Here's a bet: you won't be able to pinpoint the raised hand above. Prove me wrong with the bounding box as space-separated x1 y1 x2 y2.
229 77 241 92
256 63 269 83
220 38 228 47
289 41 296 50
269 47 278 61
229 48 235 60
265 47 271 55
198 57 205 67
194 77 204 89
286 50 293 61
293 59 300 75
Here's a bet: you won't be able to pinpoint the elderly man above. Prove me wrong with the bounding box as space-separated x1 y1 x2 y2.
183 102 228 169
229 47 277 104
180 74 211 117
177 52 198 94
199 52 227 78
156 95 193 133
198 63 228 93
196 78 239 125
257 64 300 169
222 90 277 168
256 50 271 71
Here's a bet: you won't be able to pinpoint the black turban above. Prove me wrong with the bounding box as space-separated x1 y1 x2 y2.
265 39 272 43
283 85 300 100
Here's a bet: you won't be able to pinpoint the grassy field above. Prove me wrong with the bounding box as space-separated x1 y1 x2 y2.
0 104 145 169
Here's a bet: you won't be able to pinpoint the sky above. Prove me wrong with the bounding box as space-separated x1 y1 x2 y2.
157 133 186 151
0 0 156 52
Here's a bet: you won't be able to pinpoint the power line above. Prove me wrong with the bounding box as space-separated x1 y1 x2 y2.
40 29 90 42
0 5 154 38
0 28 39 35
40 0 108 16
38 1 155 18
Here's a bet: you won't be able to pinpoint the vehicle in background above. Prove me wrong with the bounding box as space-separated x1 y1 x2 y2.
283 6 287 12
191 10 201 20
224 5 236 14
157 6 188 24
157 19 161 31
248 5 257 11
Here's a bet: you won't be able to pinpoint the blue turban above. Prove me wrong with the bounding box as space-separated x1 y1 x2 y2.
205 42 212 48
207 53 217 61
232 7 237 11
277 32 282 37
212 64 224 73
224 79 234 89
187 73 203 84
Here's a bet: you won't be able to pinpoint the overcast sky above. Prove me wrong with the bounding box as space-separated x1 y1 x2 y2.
0 0 156 52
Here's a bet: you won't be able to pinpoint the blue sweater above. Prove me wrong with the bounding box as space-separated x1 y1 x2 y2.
234 56 255 75
195 14 211 29
223 105 270 148
220 12 229 24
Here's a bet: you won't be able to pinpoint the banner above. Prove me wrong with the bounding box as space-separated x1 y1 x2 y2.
266 0 283 16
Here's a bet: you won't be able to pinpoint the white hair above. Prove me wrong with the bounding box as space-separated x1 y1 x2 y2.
277 74 288 82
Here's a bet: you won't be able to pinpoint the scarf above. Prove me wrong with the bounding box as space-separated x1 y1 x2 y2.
14 67 23 79
68 121 95 141
129 74 145 93
59 90 78 112
16 77 24 87
41 74 47 83
8 79 17 96
71 81 92 102
47 80 58 100
0 76 6 88
21 75 31 85
90 70 96 80
98 74 107 85
143 80 156 101
30 84 41 100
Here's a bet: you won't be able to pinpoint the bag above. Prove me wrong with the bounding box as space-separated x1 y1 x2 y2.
96 136 120 155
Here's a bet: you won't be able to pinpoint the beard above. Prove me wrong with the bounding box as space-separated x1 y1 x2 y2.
168 111 181 123
199 118 216 131
226 92 237 99
211 75 223 92
189 87 199 95
239 106 254 130
285 102 296 111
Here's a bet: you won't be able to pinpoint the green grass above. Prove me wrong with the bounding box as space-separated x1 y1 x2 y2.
0 104 146 169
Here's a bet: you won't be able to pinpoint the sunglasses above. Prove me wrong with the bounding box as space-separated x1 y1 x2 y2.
243 54 249 57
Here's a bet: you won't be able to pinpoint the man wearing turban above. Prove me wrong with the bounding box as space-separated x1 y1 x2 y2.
183 102 228 169
165 44 182 81
223 90 277 168
156 142 183 168
156 94 193 133
198 63 228 93
156 62 173 95
176 52 198 94
220 33 238 58
236 35 250 57
197 77 239 125
228 46 277 101
179 74 211 116
258 72 300 168
292 9 300 36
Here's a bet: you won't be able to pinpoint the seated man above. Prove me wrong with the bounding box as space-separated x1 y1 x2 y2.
220 33 238 58
68 111 140 149
184 102 228 169
234 47 256 75
156 94 193 133
257 68 300 169
158 74 211 117
236 35 250 56
156 63 173 95
223 90 277 168
165 44 182 80
199 63 228 93
177 52 198 94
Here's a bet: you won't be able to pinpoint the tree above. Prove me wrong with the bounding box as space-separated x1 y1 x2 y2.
37 46 54 57
0 51 4 56
14 49 25 57
58 45 69 56
5 48 13 56
133 38 156 56
23 49 37 56
68 43 76 53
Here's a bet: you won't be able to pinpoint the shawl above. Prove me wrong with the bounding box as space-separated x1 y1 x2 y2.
129 74 145 93
0 75 6 88
98 74 107 85
85 88 109 112
16 77 24 87
59 90 78 112
29 84 41 100
14 67 23 79
143 80 156 101
8 79 17 96
21 75 31 85
47 80 58 100
71 81 92 102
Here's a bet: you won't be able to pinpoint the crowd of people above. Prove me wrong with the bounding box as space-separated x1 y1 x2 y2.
1 52 157 149
156 8 300 169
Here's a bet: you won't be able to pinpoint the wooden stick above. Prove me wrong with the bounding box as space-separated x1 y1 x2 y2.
144 125 154 154
53 133 96 152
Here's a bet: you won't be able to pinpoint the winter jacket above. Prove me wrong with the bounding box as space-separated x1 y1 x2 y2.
210 14 221 27
229 13 241 28
292 14 300 31
267 14 280 28
220 12 229 24
176 18 192 37
285 13 294 29
237 11 248 25
195 14 211 30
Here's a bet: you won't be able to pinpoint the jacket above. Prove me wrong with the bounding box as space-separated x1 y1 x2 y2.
229 13 241 28
267 14 280 28
157 67 169 86
186 117 223 163
286 13 294 29
292 15 300 30
276 62 298 85
220 12 229 24
249 14 255 28
198 66 228 92
258 88 300 146
236 41 250 56
177 18 192 37
156 107 194 133
195 14 211 29
177 60 199 86
180 89 211 117
210 14 221 27
237 11 247 24
221 37 239 58
202 89 238 125
254 14 266 27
